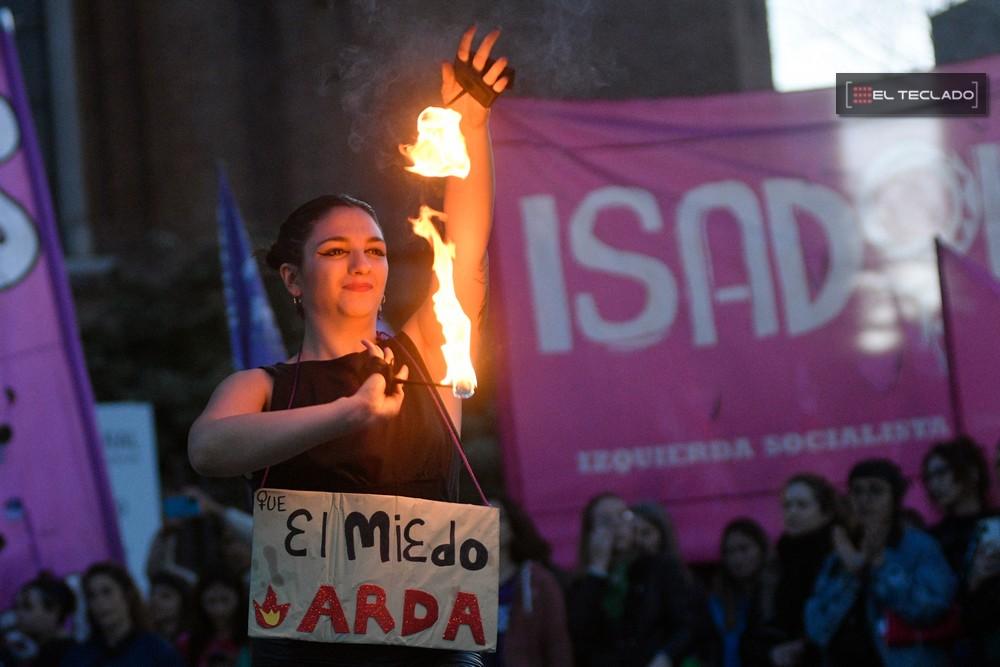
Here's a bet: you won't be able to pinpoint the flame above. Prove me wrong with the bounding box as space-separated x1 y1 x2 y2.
400 107 470 179
253 585 291 629
409 206 477 399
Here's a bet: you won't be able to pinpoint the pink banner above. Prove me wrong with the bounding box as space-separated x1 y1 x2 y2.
0 22 121 605
938 240 1000 449
489 56 1000 564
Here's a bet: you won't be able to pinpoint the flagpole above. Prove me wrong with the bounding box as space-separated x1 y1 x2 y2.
935 237 966 437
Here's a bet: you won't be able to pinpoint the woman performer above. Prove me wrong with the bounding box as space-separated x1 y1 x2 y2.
188 26 511 667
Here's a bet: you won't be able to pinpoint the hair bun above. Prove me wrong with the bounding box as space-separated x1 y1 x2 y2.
265 242 284 271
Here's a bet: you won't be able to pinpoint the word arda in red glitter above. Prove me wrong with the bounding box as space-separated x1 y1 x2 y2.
295 583 485 645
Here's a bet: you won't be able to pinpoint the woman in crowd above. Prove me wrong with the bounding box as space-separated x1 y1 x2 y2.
921 436 993 574
630 502 712 663
928 436 1000 664
62 562 183 667
147 572 191 648
920 437 998 663
805 459 956 666
188 25 511 667
10 572 76 666
705 518 771 667
964 511 1000 664
744 474 839 666
178 570 249 667
630 502 682 563
567 493 698 667
487 495 572 667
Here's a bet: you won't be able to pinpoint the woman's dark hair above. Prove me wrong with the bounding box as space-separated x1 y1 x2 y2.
784 472 840 523
19 571 76 624
188 569 248 664
83 562 148 644
714 518 770 628
630 501 677 558
849 458 909 504
149 571 192 599
848 458 909 546
721 517 769 566
921 436 991 509
632 501 695 587
577 492 622 571
493 494 552 566
148 571 193 637
264 194 380 271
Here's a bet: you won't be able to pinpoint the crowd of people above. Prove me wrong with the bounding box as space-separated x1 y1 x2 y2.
0 485 253 667
2 435 999 667
557 436 1000 667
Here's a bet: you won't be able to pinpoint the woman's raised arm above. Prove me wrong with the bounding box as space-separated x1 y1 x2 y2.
403 27 510 383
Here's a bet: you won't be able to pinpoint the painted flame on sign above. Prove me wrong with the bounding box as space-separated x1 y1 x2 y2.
409 205 477 399
253 585 290 629
400 107 470 178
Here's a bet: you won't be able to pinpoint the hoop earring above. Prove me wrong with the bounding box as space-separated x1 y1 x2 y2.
378 294 386 317
292 296 302 306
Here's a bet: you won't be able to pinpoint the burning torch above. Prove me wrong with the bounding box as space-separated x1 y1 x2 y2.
395 31 515 400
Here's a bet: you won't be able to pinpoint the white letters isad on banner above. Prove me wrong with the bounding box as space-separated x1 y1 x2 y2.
249 489 499 652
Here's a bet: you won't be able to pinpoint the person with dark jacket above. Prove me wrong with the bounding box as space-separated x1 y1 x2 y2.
177 570 249 667
920 436 998 663
567 493 697 667
147 572 191 648
487 495 572 667
11 572 77 667
965 537 1000 665
62 562 183 667
957 438 1000 664
743 474 839 666
705 519 771 667
921 436 993 574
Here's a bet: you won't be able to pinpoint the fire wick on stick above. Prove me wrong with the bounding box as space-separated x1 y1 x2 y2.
363 358 453 391
396 379 453 389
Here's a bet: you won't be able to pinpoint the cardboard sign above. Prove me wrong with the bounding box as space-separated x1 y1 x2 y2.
249 488 498 652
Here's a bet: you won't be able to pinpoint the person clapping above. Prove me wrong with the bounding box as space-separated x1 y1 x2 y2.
805 459 956 667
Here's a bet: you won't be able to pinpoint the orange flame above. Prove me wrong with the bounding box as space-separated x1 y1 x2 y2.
400 107 470 179
409 205 477 399
253 585 291 629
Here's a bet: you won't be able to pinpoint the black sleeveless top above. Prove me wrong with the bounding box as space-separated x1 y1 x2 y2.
250 333 476 666
253 332 460 501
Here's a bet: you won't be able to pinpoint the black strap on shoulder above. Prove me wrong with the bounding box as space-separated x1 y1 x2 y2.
380 331 488 506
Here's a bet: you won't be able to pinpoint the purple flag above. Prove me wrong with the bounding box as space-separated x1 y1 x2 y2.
217 167 286 370
937 239 1000 449
0 13 122 605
